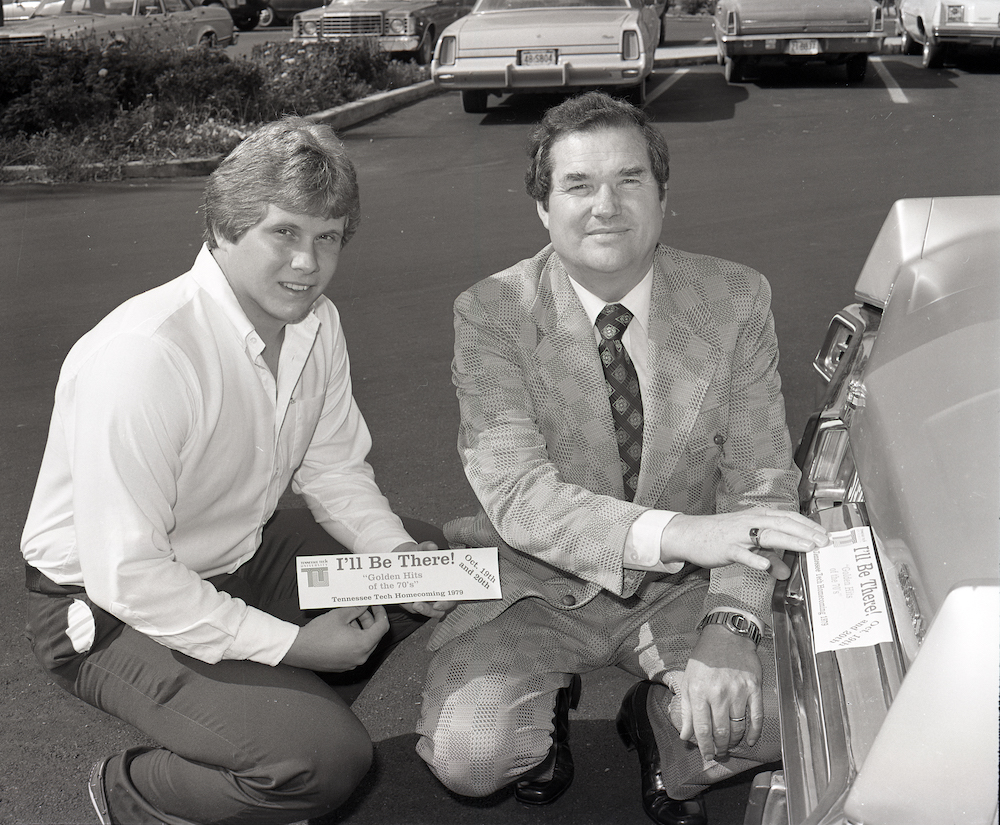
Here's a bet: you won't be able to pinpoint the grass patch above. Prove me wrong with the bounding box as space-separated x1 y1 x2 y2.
0 37 428 183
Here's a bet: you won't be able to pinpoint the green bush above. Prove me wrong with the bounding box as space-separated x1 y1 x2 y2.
0 38 428 182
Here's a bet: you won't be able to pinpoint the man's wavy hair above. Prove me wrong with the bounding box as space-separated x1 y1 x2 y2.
525 91 670 208
203 116 361 249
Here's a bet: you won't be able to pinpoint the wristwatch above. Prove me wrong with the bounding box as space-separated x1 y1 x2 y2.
697 611 762 647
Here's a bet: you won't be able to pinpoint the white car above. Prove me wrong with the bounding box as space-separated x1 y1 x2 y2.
432 0 661 114
748 196 1000 825
898 0 1000 67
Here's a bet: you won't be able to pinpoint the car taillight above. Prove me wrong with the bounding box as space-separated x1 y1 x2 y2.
726 10 738 35
873 5 883 30
806 423 862 505
622 30 639 60
944 3 965 21
438 35 456 65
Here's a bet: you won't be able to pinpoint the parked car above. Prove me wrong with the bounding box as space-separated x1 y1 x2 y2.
258 0 320 26
713 0 885 83
432 0 661 114
1 0 42 20
0 0 235 45
746 195 1000 825
205 0 266 30
290 0 473 63
897 0 1000 67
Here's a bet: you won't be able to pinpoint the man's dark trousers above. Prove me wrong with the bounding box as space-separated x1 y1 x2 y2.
25 509 443 825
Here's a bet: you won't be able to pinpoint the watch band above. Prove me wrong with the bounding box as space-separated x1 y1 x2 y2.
697 611 762 647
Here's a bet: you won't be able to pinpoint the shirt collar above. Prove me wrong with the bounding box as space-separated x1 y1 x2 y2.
189 244 320 354
565 264 654 337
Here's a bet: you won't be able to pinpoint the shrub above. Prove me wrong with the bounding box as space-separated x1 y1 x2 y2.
0 38 429 182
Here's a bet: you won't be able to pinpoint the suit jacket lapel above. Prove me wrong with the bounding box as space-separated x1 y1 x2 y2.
637 254 724 506
532 255 624 499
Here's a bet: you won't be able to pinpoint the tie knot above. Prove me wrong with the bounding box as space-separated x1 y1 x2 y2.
597 304 633 342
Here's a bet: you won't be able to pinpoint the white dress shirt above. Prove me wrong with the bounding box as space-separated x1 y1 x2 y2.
21 245 414 666
565 270 683 575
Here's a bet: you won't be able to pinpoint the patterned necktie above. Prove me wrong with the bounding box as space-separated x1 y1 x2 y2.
596 304 644 502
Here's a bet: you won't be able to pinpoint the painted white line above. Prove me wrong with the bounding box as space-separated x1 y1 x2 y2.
871 56 909 104
646 68 691 105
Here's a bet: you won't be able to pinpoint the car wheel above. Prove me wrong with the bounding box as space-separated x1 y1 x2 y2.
845 53 868 83
461 90 489 114
625 79 646 108
921 40 943 68
724 56 746 83
234 9 260 30
258 6 274 26
198 29 218 47
415 28 434 65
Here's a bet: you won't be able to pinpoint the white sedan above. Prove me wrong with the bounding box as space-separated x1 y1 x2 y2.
431 0 661 114
898 0 1000 67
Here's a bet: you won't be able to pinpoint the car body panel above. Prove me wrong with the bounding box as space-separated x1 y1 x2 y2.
290 0 473 56
748 196 1000 825
1 0 42 20
898 0 1000 53
713 0 884 67
431 0 658 96
0 0 234 46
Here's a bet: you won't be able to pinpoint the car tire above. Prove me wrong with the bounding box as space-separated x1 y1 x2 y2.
415 28 434 65
921 40 943 68
198 29 218 46
461 90 489 114
234 8 260 30
258 6 275 26
626 79 646 108
845 53 867 83
724 55 746 83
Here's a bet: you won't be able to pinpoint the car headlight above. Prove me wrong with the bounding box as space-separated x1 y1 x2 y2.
944 3 965 22
438 34 456 64
386 15 407 34
302 19 317 35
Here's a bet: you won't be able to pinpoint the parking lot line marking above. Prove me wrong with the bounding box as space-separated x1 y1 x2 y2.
646 68 691 105
871 57 909 104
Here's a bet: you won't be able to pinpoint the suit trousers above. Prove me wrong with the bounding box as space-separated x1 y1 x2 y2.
25 509 444 825
415 575 780 801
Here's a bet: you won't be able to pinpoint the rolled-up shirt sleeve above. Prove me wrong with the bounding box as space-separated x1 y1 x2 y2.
291 303 414 556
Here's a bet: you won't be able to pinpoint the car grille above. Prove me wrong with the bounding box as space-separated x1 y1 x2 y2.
0 34 49 48
320 13 382 36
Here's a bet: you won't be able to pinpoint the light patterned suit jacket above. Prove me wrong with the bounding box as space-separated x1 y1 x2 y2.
430 243 799 651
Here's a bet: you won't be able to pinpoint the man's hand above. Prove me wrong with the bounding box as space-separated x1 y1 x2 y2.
282 605 389 672
671 624 763 761
393 540 458 619
660 508 829 579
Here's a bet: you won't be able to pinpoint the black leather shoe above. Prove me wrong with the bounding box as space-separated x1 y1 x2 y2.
514 673 582 806
616 681 707 825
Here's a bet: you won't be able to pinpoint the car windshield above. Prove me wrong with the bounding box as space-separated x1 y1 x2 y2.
474 0 629 11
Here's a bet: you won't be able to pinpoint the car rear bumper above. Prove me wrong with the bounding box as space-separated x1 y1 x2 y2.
931 25 1000 47
749 503 904 825
432 56 648 91
717 32 884 57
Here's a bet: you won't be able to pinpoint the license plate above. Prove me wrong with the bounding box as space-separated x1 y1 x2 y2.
788 38 820 55
519 49 557 66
